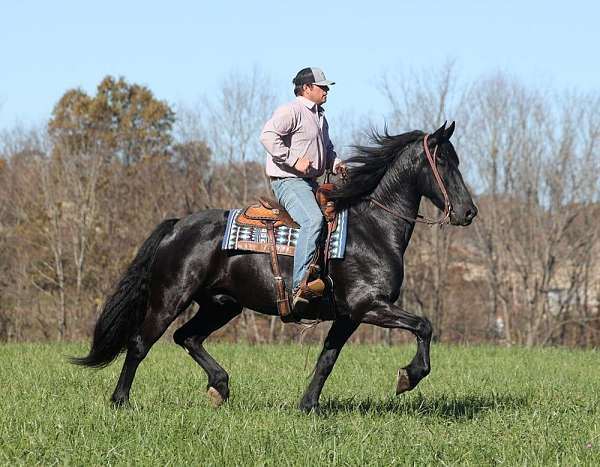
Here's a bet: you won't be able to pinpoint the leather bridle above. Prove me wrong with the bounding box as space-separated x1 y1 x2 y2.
368 134 452 226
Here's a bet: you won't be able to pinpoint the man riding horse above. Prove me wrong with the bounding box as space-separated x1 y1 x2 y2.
73 65 478 411
260 67 345 316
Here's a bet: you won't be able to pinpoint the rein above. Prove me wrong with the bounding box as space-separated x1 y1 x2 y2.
368 134 452 226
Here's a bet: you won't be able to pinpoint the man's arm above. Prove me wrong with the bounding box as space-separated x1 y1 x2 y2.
259 105 299 168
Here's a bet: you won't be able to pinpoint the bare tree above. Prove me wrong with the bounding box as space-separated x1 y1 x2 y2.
466 77 600 346
380 60 468 341
1 67 599 347
203 67 278 205
381 60 467 134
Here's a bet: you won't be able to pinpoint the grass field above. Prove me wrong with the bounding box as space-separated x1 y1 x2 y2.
1 342 599 465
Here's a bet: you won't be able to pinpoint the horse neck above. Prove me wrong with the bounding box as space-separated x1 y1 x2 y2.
370 147 423 223
351 150 423 258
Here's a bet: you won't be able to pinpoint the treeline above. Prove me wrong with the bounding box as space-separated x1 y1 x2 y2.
0 65 598 346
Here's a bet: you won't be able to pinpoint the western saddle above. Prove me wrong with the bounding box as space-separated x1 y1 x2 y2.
236 182 337 321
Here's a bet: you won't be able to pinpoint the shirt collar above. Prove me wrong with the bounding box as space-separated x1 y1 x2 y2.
296 96 325 114
296 95 316 109
296 96 322 110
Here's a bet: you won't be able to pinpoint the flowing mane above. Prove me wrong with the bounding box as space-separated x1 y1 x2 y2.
329 129 425 205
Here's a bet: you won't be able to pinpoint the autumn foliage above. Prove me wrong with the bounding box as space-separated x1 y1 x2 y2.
0 71 598 346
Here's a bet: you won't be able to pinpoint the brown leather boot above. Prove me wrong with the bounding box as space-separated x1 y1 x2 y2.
290 278 326 315
305 278 326 297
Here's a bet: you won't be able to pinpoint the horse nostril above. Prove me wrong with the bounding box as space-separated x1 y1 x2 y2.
465 208 476 220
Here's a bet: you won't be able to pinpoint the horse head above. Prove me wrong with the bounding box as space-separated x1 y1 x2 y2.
329 123 477 227
417 122 478 226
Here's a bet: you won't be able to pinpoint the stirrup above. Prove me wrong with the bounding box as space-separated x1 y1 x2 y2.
292 289 310 312
292 279 326 309
278 290 304 323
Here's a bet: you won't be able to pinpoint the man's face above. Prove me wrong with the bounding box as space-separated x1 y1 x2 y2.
303 84 329 105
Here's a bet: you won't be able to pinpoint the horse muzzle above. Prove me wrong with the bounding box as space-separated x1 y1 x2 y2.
450 204 478 226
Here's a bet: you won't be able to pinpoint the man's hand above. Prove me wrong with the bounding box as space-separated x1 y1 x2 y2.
334 161 348 179
294 157 313 175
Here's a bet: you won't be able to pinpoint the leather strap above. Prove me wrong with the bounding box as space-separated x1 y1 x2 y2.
369 134 452 226
322 217 336 275
265 221 291 318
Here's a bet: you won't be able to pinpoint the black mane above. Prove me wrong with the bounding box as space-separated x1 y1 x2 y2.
329 130 424 205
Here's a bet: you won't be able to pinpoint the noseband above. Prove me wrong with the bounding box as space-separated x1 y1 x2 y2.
369 134 452 226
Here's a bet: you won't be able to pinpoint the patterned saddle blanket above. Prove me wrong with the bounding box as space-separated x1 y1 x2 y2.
221 208 348 259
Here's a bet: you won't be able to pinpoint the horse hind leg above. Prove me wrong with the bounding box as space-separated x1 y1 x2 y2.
173 294 242 407
111 294 194 406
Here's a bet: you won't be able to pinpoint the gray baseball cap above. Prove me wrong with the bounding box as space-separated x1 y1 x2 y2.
293 67 335 86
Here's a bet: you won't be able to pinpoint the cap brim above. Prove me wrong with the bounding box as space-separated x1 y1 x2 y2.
313 80 335 86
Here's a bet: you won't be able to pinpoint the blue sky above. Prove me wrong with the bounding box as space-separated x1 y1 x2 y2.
1 0 597 130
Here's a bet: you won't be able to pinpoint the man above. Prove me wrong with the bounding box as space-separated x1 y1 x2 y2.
260 67 343 313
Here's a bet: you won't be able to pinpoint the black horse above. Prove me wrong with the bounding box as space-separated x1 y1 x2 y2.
73 122 477 412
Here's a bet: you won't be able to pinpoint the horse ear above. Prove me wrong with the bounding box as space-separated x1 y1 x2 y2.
444 121 455 140
430 122 447 144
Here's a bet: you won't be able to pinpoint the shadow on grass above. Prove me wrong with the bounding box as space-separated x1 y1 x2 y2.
105 392 529 420
318 392 529 419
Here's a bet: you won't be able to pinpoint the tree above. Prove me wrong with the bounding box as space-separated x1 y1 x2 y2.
38 76 176 338
203 67 277 204
380 61 467 341
465 76 600 346
171 140 213 212
49 76 175 165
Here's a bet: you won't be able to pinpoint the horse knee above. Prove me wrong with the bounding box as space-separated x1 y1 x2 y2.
418 317 433 341
173 314 202 347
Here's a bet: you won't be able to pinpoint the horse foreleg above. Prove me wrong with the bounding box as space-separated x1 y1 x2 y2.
173 294 242 407
362 304 432 394
299 315 359 413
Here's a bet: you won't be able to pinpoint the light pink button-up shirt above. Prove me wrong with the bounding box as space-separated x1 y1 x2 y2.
260 96 341 178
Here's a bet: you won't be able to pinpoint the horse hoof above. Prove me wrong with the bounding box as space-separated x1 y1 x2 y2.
111 393 130 408
299 403 320 414
396 369 412 395
207 386 225 407
111 398 130 408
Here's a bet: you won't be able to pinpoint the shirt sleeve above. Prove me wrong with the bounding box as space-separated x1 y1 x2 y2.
259 105 299 168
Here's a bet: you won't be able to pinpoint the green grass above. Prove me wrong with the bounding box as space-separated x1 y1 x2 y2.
1 342 599 465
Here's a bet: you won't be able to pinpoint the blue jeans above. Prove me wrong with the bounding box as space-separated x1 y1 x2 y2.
271 177 324 290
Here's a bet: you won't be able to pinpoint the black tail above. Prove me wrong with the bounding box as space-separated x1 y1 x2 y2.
71 218 179 368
